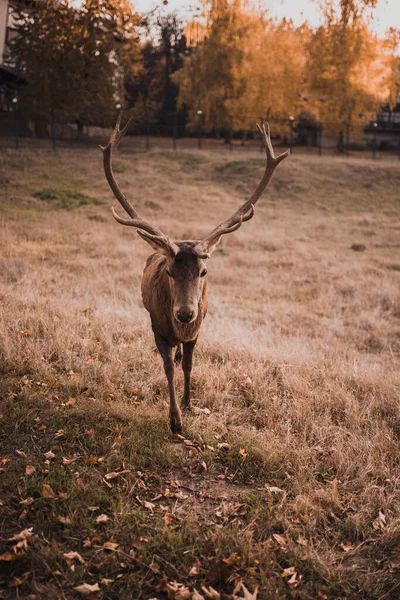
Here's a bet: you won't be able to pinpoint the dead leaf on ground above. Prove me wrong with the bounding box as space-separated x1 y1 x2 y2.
373 510 386 530
16 450 27 457
104 469 130 480
62 456 80 465
57 515 72 525
102 541 119 551
166 580 192 599
232 581 259 599
44 450 56 460
42 483 57 498
340 541 355 552
96 514 110 524
25 465 35 475
64 551 85 564
201 586 221 599
272 533 286 546
189 565 199 576
73 582 100 595
8 528 34 542
8 571 30 588
0 552 25 561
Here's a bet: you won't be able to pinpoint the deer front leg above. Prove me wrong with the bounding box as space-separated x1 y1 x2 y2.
182 339 197 411
154 333 182 434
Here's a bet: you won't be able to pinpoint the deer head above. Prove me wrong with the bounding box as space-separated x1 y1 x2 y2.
100 113 289 325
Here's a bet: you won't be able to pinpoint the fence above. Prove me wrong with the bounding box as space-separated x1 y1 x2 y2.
1 107 400 161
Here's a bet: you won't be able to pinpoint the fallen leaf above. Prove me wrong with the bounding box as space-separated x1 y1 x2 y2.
189 565 199 576
55 429 65 438
57 515 72 525
96 514 109 524
19 497 34 506
239 448 248 459
0 552 23 561
373 510 386 530
73 583 100 595
62 456 79 465
88 506 100 512
8 528 34 542
16 450 27 457
264 485 284 493
232 581 259 600
42 484 57 499
104 469 130 480
102 541 119 551
8 571 30 588
272 533 286 546
101 578 114 585
281 566 296 578
193 591 205 600
201 586 221 599
25 465 35 476
64 551 85 564
340 541 355 552
44 451 56 460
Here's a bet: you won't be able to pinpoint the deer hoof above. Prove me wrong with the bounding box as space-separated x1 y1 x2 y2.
170 414 182 434
182 402 193 412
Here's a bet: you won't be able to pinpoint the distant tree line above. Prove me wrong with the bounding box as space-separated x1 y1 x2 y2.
5 0 400 141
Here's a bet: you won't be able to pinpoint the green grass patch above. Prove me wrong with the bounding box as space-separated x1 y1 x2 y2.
33 188 98 209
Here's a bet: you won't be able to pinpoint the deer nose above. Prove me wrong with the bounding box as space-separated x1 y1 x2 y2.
177 310 194 324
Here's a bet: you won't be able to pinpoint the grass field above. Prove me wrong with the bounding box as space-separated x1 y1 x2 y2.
0 145 399 599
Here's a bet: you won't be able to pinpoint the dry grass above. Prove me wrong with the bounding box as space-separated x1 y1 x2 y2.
0 146 400 599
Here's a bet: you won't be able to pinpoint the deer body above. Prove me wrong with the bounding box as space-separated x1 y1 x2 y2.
101 114 289 434
141 247 208 432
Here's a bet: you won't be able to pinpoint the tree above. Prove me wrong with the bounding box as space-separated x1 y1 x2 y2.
174 0 246 132
305 0 396 144
6 0 141 129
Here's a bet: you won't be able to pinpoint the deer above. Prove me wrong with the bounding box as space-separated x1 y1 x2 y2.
100 114 289 434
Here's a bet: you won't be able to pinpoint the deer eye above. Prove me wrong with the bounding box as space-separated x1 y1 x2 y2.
200 269 207 277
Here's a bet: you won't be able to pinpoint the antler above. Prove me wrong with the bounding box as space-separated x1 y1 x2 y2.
100 112 177 249
197 123 290 253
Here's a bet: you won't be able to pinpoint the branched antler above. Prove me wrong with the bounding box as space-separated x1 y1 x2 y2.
100 112 176 247
196 123 289 253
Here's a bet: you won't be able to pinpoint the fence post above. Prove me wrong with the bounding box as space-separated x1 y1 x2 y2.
12 96 19 150
372 122 377 159
173 111 177 151
197 110 203 150
318 124 323 156
289 116 294 153
51 108 56 152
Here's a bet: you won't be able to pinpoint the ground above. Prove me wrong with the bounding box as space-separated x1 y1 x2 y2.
0 144 399 600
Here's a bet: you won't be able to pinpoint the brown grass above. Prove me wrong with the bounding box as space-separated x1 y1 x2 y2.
0 147 399 599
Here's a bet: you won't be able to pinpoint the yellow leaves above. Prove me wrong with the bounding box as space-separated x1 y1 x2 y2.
73 582 100 596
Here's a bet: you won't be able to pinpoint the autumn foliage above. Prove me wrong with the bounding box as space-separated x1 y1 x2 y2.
5 0 399 138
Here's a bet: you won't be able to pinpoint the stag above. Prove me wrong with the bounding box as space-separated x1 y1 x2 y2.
101 114 289 433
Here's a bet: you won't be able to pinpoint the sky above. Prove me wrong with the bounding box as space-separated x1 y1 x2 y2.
134 0 400 38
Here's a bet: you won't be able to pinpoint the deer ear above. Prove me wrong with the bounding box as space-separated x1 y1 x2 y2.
137 230 178 257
